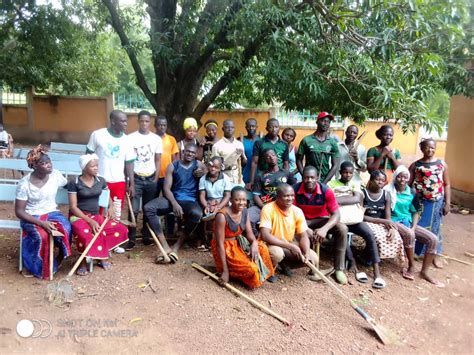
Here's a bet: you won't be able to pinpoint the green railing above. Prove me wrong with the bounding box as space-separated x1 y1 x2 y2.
114 93 154 113
276 109 344 128
1 90 27 105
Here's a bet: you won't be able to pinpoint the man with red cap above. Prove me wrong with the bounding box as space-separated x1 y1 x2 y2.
296 112 340 183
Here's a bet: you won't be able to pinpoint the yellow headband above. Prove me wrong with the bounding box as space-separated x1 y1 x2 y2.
205 121 218 128
183 117 198 130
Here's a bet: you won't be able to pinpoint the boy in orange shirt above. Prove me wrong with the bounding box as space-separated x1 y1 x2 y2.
155 116 179 196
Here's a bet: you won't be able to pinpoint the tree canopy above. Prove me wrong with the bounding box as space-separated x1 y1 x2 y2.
0 0 122 95
102 0 472 135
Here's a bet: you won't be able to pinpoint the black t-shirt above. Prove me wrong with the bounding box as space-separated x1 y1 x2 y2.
253 169 295 204
67 176 107 215
362 188 387 219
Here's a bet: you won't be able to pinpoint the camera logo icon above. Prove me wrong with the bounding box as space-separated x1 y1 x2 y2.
16 319 52 338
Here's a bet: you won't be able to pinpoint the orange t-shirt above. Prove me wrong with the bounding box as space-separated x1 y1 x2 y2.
259 201 308 242
159 134 179 178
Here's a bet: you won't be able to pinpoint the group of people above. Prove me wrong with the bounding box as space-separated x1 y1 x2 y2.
14 110 450 291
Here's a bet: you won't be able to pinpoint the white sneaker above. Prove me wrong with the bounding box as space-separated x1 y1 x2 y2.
114 247 125 254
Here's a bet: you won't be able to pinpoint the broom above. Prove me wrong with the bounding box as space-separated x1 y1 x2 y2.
192 262 291 326
47 219 108 305
305 261 399 345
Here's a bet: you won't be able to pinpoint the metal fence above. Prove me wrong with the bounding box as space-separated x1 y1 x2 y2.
1 91 27 105
114 93 154 113
276 109 345 128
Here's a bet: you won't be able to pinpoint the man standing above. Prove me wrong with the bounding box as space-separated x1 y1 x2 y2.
296 112 340 183
155 115 179 196
293 166 348 284
144 143 203 261
248 149 294 234
336 125 367 187
86 110 135 227
259 184 319 282
240 118 259 184
247 118 289 190
125 110 163 250
212 119 247 186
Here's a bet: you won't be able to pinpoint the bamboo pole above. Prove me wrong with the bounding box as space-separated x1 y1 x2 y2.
192 262 291 326
49 234 54 281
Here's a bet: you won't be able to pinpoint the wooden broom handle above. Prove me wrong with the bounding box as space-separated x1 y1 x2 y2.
68 218 109 277
126 193 136 227
192 263 291 326
147 224 171 263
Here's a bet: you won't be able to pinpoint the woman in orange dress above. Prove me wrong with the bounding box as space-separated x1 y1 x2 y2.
211 186 274 288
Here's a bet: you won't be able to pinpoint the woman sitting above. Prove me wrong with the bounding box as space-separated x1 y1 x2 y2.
14 145 72 279
384 165 444 287
362 170 405 265
212 186 274 288
328 162 385 288
67 154 128 276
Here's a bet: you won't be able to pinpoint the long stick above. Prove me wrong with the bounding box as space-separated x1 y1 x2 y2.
126 193 136 227
146 224 171 263
439 254 474 266
315 242 320 269
67 218 108 277
305 261 397 345
49 234 54 281
192 262 291 326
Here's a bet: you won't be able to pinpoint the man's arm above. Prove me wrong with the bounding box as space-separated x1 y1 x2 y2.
125 161 135 197
260 227 295 250
154 153 162 182
323 155 339 183
335 190 362 206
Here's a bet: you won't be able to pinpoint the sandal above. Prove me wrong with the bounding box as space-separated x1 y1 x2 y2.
402 269 415 281
98 261 112 270
76 267 88 276
428 279 445 288
168 252 179 263
155 255 171 264
355 272 369 284
373 277 386 289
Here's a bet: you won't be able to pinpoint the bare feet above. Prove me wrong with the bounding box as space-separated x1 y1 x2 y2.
433 257 444 269
420 271 445 288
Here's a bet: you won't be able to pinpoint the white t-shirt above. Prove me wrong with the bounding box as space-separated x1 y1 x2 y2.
0 130 8 142
128 131 163 176
16 169 67 215
86 128 136 183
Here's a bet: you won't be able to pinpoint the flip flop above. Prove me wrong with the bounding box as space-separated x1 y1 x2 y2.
168 252 179 263
155 255 171 264
355 272 369 284
429 279 445 288
373 277 386 289
76 267 88 276
402 269 415 281
98 261 112 270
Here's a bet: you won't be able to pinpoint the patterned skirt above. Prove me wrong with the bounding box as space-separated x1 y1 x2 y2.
71 214 128 259
416 197 444 255
211 239 274 289
366 222 405 264
20 211 72 280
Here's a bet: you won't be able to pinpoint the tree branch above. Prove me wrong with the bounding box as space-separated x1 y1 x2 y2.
102 0 155 107
192 31 269 118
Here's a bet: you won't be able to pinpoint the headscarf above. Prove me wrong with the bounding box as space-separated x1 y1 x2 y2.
79 153 99 171
183 117 198 130
383 165 410 210
26 144 48 168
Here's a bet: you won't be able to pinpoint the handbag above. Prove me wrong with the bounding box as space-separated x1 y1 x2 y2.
332 185 365 225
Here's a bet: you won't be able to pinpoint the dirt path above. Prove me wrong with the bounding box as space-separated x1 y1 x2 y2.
1 212 473 354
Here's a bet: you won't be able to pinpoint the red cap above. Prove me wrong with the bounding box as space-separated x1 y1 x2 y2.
317 112 334 121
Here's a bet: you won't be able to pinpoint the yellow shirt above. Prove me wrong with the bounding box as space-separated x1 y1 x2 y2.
259 201 308 242
159 134 179 178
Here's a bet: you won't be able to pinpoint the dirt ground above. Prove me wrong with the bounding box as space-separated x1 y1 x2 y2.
0 201 473 354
